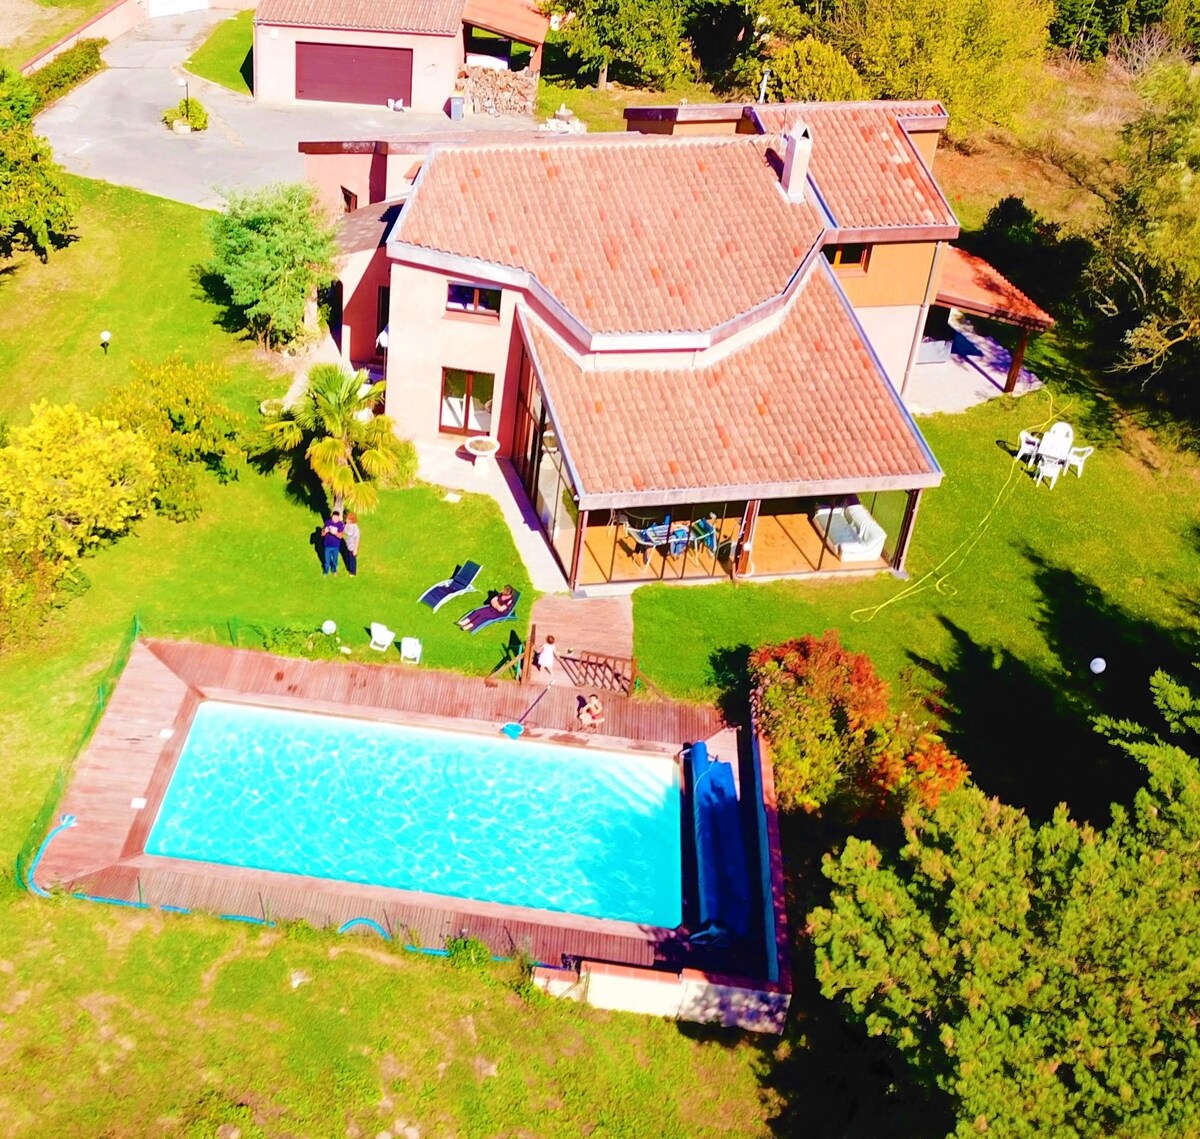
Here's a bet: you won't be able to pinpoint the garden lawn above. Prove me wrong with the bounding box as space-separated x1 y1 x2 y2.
184 9 253 96
0 174 781 1138
0 0 112 69
0 176 281 421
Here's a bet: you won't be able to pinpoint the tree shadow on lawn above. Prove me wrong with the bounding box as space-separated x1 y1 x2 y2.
193 265 251 339
246 439 329 519
909 551 1199 825
696 648 955 1138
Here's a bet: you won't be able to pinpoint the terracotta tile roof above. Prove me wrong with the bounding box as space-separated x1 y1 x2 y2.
338 199 404 256
936 245 1054 330
751 101 957 234
462 0 548 44
394 135 826 335
256 0 464 35
522 263 941 504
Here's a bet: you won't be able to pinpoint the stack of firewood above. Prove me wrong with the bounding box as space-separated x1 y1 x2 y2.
460 66 537 116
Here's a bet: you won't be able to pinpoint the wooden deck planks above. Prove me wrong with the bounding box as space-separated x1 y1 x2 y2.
34 637 723 970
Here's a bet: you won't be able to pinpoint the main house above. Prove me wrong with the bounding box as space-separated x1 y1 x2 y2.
301 101 1052 591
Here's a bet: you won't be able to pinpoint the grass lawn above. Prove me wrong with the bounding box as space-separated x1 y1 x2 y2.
185 9 253 96
0 177 280 422
0 175 780 1137
0 0 112 69
633 339 1200 822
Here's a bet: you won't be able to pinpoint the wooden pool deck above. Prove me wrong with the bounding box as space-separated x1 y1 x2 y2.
34 639 728 970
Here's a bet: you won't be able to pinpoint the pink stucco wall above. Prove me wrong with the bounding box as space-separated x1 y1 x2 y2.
383 261 532 456
21 0 145 75
254 22 464 113
340 247 391 367
305 151 387 215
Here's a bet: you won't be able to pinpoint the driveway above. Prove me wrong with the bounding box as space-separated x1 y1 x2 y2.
37 10 532 209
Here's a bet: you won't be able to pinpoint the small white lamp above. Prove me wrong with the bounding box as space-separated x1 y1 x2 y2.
100 330 111 355
1089 657 1107 675
321 619 337 635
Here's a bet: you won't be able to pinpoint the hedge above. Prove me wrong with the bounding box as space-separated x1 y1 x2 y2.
27 38 107 110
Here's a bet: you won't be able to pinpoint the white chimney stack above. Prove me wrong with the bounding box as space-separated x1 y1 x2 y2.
781 124 813 203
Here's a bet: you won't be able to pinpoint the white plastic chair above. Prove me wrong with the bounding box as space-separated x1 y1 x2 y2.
1035 455 1063 490
399 636 422 665
1016 430 1040 466
1038 422 1074 463
369 623 396 652
1067 446 1094 478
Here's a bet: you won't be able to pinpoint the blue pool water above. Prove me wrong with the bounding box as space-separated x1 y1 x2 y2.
146 701 682 927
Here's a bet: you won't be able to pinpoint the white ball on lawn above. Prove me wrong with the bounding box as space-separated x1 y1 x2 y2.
321 619 337 636
1089 657 1107 675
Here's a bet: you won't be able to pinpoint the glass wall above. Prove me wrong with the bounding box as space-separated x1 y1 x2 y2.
514 366 578 576
578 503 745 585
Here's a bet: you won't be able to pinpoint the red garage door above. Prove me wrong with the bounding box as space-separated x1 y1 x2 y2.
295 42 413 107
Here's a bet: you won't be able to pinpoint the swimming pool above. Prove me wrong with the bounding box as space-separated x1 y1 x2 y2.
145 701 682 928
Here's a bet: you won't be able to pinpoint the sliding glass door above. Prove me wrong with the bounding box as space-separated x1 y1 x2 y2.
440 369 494 436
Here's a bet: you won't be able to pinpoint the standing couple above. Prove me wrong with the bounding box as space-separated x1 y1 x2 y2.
321 511 361 576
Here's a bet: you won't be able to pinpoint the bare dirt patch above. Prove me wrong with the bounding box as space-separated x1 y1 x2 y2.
0 0 57 53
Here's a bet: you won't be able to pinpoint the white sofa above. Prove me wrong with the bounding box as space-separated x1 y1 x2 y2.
812 504 887 562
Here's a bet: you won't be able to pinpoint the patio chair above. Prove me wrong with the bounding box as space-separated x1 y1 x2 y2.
465 589 521 635
399 636 422 664
1038 421 1075 464
1067 446 1094 478
418 560 481 611
1034 455 1063 490
369 623 396 652
1016 430 1040 466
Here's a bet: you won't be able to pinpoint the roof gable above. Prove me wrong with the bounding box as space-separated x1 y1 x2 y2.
256 0 465 34
752 101 957 234
523 263 941 505
393 135 826 336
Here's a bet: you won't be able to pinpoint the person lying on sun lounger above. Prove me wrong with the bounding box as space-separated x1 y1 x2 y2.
456 584 516 632
578 694 605 732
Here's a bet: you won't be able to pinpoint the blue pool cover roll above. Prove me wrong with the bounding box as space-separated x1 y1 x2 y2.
688 742 751 940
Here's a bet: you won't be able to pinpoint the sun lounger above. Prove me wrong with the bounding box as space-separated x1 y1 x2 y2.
418 561 481 611
464 589 521 634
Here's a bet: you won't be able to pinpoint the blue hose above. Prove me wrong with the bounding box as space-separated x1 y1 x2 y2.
29 818 530 961
337 917 391 939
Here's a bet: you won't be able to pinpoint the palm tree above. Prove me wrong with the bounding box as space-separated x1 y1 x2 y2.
265 364 404 513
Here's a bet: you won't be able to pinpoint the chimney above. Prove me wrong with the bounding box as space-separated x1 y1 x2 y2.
781 124 812 203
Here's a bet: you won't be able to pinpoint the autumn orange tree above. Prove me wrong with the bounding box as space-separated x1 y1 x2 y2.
749 631 967 815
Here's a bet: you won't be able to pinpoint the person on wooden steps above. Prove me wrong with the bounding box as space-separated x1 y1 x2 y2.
578 693 604 732
536 635 556 684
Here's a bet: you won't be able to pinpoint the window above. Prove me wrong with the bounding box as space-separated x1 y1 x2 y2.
440 369 494 436
340 186 358 213
446 282 502 316
823 244 870 271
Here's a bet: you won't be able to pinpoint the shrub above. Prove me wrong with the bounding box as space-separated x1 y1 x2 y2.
749 632 968 815
0 402 156 644
258 625 348 660
764 36 867 102
445 934 493 972
26 39 106 109
100 357 243 521
207 183 338 348
162 96 208 131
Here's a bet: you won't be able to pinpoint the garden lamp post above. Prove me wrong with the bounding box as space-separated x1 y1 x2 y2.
177 75 189 115
100 330 111 356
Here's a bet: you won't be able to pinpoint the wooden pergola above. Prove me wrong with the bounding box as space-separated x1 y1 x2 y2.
935 245 1055 393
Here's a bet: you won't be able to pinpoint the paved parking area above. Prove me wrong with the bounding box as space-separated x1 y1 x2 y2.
37 9 530 209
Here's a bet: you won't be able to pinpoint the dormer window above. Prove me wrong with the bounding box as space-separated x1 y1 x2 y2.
447 283 502 316
824 244 871 272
